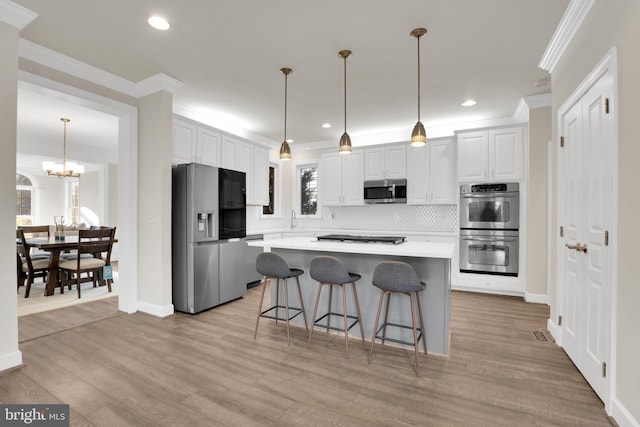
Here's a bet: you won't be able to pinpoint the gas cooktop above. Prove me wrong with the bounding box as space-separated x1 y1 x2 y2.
316 234 406 245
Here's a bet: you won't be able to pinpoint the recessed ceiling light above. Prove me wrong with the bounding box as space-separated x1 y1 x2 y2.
461 99 477 107
148 16 170 31
321 123 332 128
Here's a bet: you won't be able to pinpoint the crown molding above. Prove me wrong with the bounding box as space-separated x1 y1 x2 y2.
291 116 519 152
18 38 183 97
172 105 278 150
0 0 37 30
135 74 183 97
539 0 595 72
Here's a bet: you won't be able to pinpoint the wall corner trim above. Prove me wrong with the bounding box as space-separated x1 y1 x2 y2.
0 350 23 373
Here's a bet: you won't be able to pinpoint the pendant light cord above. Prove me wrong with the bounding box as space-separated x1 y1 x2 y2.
417 35 421 122
284 72 288 142
343 55 347 133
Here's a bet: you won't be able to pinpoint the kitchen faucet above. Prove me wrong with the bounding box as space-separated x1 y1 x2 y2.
290 209 297 229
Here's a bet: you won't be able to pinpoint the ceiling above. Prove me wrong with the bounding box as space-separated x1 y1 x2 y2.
14 0 569 159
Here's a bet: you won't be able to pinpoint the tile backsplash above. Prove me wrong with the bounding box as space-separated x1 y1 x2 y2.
252 204 457 233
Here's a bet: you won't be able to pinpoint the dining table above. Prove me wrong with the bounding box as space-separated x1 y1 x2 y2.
25 236 115 296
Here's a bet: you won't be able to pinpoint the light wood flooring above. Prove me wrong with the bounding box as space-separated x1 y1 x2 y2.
2 288 613 426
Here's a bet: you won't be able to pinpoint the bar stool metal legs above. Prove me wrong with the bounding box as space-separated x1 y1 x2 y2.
368 261 428 377
254 253 308 345
307 256 364 358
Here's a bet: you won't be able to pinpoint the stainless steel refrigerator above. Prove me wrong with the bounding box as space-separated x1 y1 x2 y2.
172 163 221 314
172 163 249 314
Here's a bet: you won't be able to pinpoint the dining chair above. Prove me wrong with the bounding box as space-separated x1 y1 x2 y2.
58 227 116 298
16 229 50 298
18 225 52 260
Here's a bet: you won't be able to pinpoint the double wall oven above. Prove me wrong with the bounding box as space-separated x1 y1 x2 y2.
459 182 520 276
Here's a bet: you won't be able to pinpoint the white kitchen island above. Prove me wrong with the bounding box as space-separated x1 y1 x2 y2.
248 236 454 355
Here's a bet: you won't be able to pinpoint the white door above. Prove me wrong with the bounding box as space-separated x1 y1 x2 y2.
457 130 488 181
558 70 612 403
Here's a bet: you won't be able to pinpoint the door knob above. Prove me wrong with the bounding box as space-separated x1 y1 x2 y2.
565 243 588 253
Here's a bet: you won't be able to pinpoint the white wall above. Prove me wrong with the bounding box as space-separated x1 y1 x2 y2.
0 20 22 371
79 170 101 226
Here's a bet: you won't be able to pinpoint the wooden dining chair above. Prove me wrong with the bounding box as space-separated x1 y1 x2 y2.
58 227 116 298
16 229 50 298
18 225 52 260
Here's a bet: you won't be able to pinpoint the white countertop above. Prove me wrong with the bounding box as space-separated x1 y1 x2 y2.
247 236 454 259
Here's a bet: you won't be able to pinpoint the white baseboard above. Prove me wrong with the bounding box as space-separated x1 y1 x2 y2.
547 318 560 342
137 302 174 318
524 291 549 304
612 397 640 427
0 350 23 373
451 284 524 297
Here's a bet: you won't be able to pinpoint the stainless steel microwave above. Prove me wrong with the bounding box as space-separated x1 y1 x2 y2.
364 179 407 204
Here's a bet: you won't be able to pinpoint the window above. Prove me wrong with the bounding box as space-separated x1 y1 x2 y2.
66 180 80 225
16 174 33 226
297 164 318 216
262 166 275 215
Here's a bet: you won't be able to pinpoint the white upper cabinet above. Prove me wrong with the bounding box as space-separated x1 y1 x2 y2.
172 118 221 166
429 139 456 203
489 127 523 181
321 151 364 206
364 144 406 180
406 139 455 204
251 146 269 206
456 126 524 182
196 127 221 166
220 135 240 170
172 119 197 164
172 118 270 205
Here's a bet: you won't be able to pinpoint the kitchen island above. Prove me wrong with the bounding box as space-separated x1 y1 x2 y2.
248 236 454 355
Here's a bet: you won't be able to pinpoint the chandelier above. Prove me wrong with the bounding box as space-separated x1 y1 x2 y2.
42 118 84 178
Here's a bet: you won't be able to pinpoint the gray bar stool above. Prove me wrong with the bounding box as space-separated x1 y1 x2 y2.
254 252 308 345
368 261 427 376
307 256 364 358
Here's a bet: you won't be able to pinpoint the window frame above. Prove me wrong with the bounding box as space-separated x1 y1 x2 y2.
293 160 321 219
65 178 80 225
261 162 281 218
16 173 34 226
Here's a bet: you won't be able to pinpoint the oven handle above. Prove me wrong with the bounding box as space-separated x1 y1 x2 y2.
462 194 518 199
462 237 517 243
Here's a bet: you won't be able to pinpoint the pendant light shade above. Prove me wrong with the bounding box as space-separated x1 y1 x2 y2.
279 67 292 160
338 50 352 154
410 27 428 147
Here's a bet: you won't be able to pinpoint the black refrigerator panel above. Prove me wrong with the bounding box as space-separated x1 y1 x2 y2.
219 168 246 240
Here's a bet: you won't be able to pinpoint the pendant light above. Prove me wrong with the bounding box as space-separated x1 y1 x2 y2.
279 67 292 160
42 118 84 178
338 49 352 154
410 27 428 147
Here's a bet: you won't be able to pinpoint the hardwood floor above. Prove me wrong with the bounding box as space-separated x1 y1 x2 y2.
2 288 612 426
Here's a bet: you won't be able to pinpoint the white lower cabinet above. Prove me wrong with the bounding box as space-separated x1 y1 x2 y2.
406 138 455 204
321 151 364 206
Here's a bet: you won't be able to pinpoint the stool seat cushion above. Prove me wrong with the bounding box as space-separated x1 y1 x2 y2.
310 256 359 284
372 261 426 293
256 252 302 279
